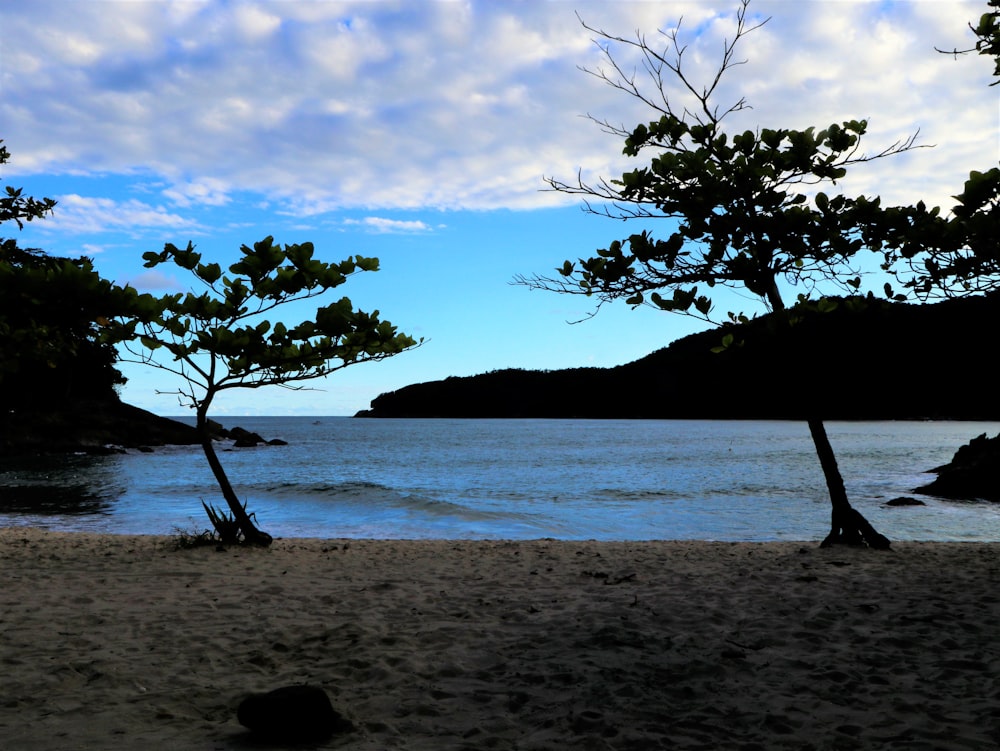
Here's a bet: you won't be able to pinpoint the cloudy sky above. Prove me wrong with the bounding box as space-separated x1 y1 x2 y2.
2 0 995 416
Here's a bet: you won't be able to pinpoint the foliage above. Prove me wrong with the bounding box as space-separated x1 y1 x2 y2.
0 142 134 416
201 500 243 545
880 168 1000 298
119 237 418 403
973 0 1000 82
115 236 419 544
172 526 224 550
0 241 134 409
0 141 57 228
519 2 919 323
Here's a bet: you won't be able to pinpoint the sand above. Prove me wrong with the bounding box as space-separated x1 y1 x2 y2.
1 528 998 750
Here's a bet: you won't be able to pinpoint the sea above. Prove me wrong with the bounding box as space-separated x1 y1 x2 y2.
2 418 999 542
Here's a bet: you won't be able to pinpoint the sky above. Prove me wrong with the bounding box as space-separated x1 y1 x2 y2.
2 0 996 416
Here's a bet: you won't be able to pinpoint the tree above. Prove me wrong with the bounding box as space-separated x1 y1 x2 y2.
518 1 924 548
0 241 130 412
0 142 131 419
112 237 419 546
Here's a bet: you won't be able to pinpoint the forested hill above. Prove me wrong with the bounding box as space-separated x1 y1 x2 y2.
357 295 1000 420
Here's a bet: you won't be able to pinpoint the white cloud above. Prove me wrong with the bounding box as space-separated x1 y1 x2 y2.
232 4 282 40
343 216 438 234
162 178 232 208
45 194 203 236
1 0 992 216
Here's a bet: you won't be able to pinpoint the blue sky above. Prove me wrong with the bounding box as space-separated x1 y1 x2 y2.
2 0 995 416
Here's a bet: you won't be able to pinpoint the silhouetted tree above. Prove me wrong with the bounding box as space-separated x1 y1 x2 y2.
0 142 132 421
519 1 925 547
113 238 419 545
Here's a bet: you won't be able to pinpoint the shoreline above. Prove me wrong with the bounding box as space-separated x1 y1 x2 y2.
2 528 998 749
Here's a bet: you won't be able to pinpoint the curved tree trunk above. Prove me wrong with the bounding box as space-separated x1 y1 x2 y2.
808 418 890 549
196 404 273 547
766 287 890 549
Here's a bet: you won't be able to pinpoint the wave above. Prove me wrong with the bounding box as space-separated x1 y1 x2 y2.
598 488 689 502
260 480 391 498
210 479 516 521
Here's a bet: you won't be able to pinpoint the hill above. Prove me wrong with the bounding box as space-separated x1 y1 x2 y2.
357 295 999 420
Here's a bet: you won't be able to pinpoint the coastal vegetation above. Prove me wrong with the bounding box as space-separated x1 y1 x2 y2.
0 143 198 453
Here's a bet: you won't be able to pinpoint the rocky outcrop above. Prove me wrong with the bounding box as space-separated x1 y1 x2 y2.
0 398 202 454
884 496 927 507
0 398 292 455
915 433 1000 502
222 426 288 448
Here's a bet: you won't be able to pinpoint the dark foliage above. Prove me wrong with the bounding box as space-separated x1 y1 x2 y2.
0 142 149 447
0 241 128 413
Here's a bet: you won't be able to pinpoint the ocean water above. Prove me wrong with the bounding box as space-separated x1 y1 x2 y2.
1 418 999 542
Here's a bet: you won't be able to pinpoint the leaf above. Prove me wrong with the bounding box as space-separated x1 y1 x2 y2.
197 262 222 285
710 333 735 353
355 256 380 273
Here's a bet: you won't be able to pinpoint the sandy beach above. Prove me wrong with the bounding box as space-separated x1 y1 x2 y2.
1 528 998 750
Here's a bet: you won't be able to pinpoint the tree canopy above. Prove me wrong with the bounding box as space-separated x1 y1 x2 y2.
880 167 1000 298
0 142 133 418
520 4 919 324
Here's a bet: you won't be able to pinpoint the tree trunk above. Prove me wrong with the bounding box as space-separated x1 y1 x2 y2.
765 286 889 549
196 406 273 547
808 418 890 549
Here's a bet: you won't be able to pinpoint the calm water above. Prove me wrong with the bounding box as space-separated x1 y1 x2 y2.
2 418 999 542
